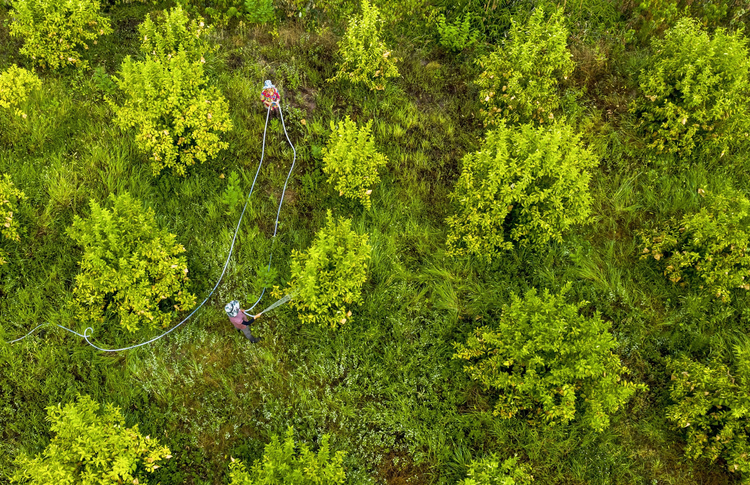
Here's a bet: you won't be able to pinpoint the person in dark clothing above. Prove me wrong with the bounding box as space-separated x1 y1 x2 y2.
225 300 261 342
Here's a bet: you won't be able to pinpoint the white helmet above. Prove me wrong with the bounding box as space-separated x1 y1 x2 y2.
263 80 275 90
225 300 240 317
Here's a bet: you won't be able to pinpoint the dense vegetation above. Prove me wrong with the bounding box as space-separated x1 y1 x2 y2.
2 0 750 483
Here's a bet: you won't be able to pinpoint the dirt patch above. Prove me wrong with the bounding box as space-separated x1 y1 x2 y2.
376 451 432 485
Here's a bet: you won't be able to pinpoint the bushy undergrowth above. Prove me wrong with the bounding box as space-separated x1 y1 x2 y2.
458 454 534 485
0 174 25 266
67 192 196 333
8 0 112 69
0 65 41 118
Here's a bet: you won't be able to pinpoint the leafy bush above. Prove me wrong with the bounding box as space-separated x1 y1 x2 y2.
458 454 534 485
328 0 400 91
139 6 212 61
282 210 371 328
446 122 598 262
454 284 644 431
666 346 750 478
67 192 197 333
111 7 232 176
228 427 346 484
8 0 112 70
436 13 479 52
631 17 750 156
0 174 25 266
244 0 274 23
322 116 387 209
637 188 750 302
10 394 171 484
476 7 574 127
632 0 749 38
0 65 41 118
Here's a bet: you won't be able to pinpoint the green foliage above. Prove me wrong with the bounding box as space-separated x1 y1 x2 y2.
67 192 197 333
228 427 346 484
328 0 400 91
458 454 534 485
139 6 212 61
631 17 750 156
637 188 750 302
220 170 244 214
0 174 25 266
476 7 574 127
10 394 171 484
8 0 112 70
244 0 274 23
436 13 479 52
111 7 232 176
666 346 750 478
446 122 598 262
633 0 749 37
283 210 371 328
0 65 41 119
454 284 644 432
322 116 387 209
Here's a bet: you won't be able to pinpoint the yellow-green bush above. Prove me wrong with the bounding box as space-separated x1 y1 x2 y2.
631 18 750 156
476 7 574 127
322 116 387 209
458 454 534 485
666 347 750 479
8 0 112 70
11 395 171 484
111 7 232 176
328 0 400 91
283 210 371 328
0 65 41 118
446 122 598 262
67 192 197 333
229 427 346 484
637 188 750 302
0 174 25 266
454 284 644 432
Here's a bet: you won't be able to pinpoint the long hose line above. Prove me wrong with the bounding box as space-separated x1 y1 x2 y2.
5 102 296 351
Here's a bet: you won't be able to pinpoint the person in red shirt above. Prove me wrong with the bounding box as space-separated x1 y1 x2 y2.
225 300 261 343
260 80 280 111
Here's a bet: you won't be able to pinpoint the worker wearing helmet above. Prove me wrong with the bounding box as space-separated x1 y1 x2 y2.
225 300 261 342
260 80 280 111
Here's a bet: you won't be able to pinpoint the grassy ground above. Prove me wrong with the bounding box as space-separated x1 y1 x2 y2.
1 0 749 483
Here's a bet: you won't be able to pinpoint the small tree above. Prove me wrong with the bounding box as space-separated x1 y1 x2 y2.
67 192 197 333
322 116 387 209
436 13 479 52
631 17 750 156
8 0 112 70
11 394 171 484
111 7 232 176
666 347 750 478
0 174 25 266
0 65 41 118
328 0 400 91
476 7 574 127
637 188 750 302
244 0 274 24
458 455 534 485
454 284 644 432
446 122 598 262
283 210 371 329
229 427 346 484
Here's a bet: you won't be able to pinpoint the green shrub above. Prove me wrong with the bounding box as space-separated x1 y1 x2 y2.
10 394 171 484
436 13 479 52
458 454 534 485
8 0 112 70
139 6 212 61
476 7 574 127
632 0 749 38
228 427 346 484
666 347 750 478
282 210 371 329
67 192 197 333
631 17 750 156
111 8 232 176
446 122 598 262
454 284 644 432
322 116 387 210
0 174 25 266
0 65 41 118
637 188 750 302
328 0 400 91
244 0 274 23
